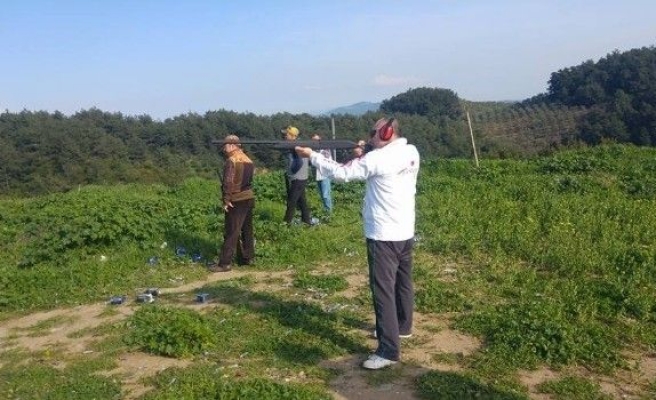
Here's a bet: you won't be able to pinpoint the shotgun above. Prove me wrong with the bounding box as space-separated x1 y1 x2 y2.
211 138 358 150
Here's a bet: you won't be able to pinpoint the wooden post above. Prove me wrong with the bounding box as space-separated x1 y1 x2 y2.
466 111 479 167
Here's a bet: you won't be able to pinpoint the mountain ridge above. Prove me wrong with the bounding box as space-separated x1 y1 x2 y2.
321 101 380 116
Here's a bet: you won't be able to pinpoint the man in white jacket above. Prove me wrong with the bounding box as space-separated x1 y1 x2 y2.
295 117 420 370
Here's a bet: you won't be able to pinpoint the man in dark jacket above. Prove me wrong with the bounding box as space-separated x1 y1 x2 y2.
208 134 255 272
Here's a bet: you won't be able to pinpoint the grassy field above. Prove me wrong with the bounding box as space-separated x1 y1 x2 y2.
1 144 655 399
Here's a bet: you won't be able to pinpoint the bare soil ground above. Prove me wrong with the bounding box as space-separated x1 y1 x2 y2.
1 269 654 399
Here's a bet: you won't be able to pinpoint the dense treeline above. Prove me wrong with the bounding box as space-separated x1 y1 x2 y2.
381 87 463 120
0 107 478 196
528 45 656 145
2 46 655 196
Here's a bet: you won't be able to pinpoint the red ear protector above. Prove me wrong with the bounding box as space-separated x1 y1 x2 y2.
378 118 395 141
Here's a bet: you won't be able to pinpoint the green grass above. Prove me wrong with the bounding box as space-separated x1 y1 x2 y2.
292 271 350 294
0 360 122 400
416 370 530 399
1 144 656 398
536 375 613 400
140 364 333 400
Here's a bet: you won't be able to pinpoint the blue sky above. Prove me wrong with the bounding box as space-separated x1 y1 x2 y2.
1 0 654 120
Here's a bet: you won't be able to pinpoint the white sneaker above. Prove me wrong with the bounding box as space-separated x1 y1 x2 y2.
371 330 413 339
362 354 397 370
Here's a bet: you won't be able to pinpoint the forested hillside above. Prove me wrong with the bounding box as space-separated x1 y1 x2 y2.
1 46 654 196
529 45 656 145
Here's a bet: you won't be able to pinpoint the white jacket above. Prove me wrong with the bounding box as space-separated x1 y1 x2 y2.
310 138 419 241
314 148 332 181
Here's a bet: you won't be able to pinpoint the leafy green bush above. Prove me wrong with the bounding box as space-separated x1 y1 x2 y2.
125 306 216 358
16 182 218 267
455 298 622 371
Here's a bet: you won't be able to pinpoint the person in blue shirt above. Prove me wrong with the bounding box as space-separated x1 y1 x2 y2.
311 133 333 214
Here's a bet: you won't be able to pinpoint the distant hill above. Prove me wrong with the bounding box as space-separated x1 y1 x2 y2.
322 101 379 116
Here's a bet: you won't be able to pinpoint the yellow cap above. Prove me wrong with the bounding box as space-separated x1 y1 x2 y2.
281 125 299 138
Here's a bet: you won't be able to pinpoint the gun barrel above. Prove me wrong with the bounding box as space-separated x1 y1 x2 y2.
211 139 358 150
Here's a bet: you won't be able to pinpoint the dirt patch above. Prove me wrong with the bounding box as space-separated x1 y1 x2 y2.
321 355 430 400
321 319 482 400
103 352 192 399
518 367 560 400
0 304 134 355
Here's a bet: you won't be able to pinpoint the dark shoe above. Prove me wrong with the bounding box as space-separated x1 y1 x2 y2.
207 263 232 273
238 259 254 266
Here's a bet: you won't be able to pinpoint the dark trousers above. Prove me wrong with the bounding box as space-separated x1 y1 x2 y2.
218 198 255 266
284 179 311 224
367 238 415 361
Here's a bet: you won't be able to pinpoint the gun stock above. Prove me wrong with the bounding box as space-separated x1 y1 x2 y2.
211 139 358 150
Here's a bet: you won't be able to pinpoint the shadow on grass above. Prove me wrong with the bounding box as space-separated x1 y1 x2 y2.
198 283 369 366
165 228 217 262
416 370 529 400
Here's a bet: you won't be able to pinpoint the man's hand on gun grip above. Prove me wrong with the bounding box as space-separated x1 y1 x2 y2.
295 146 313 158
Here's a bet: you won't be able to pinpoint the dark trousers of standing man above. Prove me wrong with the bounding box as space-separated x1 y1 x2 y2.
367 238 415 361
284 179 311 224
219 198 255 266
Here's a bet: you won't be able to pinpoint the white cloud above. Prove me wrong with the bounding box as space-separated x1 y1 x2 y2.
303 84 323 91
372 74 421 87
